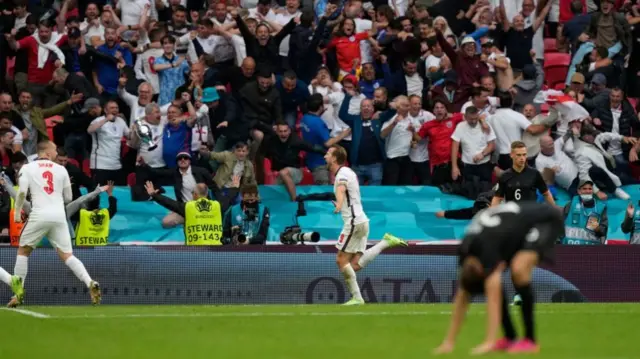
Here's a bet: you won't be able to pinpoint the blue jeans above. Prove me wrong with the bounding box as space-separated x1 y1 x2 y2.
565 41 622 85
353 163 383 185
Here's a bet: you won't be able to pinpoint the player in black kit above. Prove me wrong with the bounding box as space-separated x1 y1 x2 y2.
491 141 555 206
434 202 564 355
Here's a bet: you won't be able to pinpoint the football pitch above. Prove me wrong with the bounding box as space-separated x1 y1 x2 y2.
0 303 635 358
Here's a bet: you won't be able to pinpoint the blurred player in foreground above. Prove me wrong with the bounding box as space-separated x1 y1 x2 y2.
11 141 101 306
434 202 564 355
324 145 407 305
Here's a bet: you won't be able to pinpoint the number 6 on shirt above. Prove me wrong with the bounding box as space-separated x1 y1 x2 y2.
42 171 54 194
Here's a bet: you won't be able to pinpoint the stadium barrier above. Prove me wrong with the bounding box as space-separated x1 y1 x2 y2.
80 184 640 243
0 245 637 306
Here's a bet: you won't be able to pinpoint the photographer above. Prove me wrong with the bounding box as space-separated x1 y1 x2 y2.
222 184 269 245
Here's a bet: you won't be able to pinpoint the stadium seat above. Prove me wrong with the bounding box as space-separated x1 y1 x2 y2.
82 159 91 177
44 116 61 143
543 52 571 89
628 97 638 112
127 173 137 186
263 158 276 185
300 168 314 185
544 38 557 53
554 82 566 90
67 158 80 168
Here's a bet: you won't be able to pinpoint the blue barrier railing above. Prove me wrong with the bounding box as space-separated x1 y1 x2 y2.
90 185 639 243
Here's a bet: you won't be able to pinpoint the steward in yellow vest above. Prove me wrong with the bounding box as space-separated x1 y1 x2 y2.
75 182 118 246
146 181 223 245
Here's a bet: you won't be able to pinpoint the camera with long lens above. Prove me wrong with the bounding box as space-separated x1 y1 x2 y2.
279 193 334 245
280 225 320 244
231 226 247 244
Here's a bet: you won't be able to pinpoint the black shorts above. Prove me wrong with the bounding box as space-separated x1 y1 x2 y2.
519 222 558 264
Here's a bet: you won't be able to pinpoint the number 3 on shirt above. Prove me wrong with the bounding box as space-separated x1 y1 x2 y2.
42 171 54 194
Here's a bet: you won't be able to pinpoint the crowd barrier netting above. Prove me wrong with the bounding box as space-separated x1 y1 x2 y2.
86 184 640 243
0 246 637 305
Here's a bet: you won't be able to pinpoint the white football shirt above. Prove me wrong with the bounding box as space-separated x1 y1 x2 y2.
18 159 71 223
89 116 130 170
334 167 368 226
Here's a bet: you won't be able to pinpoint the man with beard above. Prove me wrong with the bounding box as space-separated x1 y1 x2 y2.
15 89 83 156
93 26 133 101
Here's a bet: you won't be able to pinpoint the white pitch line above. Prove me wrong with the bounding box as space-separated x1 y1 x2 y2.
1 308 51 318
32 308 640 320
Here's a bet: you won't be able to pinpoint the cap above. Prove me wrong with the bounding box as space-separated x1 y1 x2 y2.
341 74 358 86
176 152 191 159
68 27 81 39
460 36 475 46
481 38 494 47
522 64 537 80
591 73 606 86
571 72 585 84
201 87 219 103
444 70 458 84
81 98 100 113
578 179 594 188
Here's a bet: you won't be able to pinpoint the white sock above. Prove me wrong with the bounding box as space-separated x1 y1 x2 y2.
357 239 390 269
340 264 363 301
0 267 11 286
14 255 28 283
65 256 93 288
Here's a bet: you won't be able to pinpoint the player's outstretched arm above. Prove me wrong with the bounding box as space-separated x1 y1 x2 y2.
433 286 471 355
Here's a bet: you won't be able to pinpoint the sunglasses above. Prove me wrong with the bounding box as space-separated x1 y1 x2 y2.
177 156 190 161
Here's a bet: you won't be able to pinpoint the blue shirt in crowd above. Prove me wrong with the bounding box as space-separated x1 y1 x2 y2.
155 55 190 105
95 43 132 94
300 113 329 170
163 121 192 168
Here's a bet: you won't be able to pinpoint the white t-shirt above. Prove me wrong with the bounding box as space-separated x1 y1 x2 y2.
382 115 413 159
425 55 442 71
17 159 71 223
11 125 23 146
79 20 105 45
334 166 368 226
451 121 496 165
487 109 532 154
535 136 578 189
388 0 408 16
607 107 622 155
89 116 130 170
309 82 343 130
487 52 510 73
405 74 424 97
134 48 163 94
275 10 301 57
247 8 278 21
139 118 166 168
328 91 364 140
409 110 435 162
117 0 152 26
461 97 499 116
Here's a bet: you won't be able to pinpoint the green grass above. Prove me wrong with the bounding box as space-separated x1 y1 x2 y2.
0 303 636 358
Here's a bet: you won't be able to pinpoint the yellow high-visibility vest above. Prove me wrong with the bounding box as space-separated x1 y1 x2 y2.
75 208 110 246
184 198 223 245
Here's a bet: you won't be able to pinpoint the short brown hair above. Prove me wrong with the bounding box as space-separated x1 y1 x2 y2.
511 141 526 151
330 145 348 165
241 184 259 196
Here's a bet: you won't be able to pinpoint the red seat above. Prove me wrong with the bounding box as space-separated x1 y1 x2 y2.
300 168 314 185
127 173 136 186
628 98 638 112
82 159 91 177
554 82 566 91
67 158 80 168
262 158 276 185
543 52 571 89
44 116 61 143
544 38 557 53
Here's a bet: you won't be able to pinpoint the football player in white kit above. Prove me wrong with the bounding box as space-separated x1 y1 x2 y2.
324 145 408 305
10 141 101 307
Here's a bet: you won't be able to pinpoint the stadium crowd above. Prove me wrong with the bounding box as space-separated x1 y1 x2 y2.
0 0 639 244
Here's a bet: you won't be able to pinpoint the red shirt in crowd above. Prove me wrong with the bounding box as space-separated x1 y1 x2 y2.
417 113 464 167
326 32 369 72
559 0 586 23
17 35 68 85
